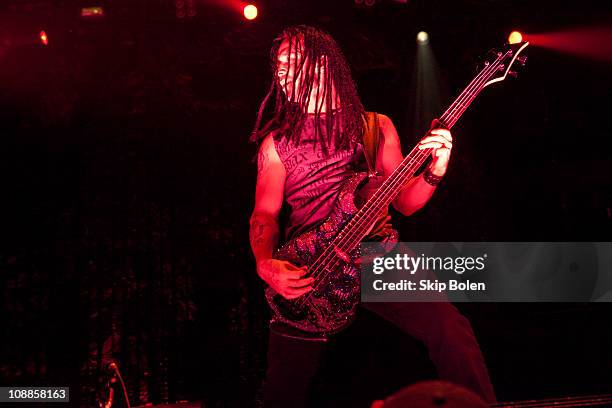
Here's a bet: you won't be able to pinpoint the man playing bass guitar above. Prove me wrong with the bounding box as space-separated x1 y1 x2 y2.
249 25 496 407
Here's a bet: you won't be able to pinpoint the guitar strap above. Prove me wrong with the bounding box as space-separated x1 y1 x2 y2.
362 111 380 176
360 112 399 243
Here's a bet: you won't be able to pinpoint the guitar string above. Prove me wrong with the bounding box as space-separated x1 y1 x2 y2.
300 60 506 307
325 55 504 262
319 55 503 258
295 77 492 309
359 48 519 243
295 80 497 310
297 53 504 306
295 54 506 307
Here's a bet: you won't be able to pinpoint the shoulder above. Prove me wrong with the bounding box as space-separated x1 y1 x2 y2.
371 113 399 145
363 112 396 135
257 130 283 167
370 113 403 174
375 113 395 131
258 130 279 154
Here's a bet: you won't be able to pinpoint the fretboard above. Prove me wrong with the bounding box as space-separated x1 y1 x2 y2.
329 55 505 254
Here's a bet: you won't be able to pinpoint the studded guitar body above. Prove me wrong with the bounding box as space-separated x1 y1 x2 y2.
265 172 370 335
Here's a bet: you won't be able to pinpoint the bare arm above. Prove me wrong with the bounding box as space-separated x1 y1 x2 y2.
250 134 284 264
376 114 453 216
250 134 313 299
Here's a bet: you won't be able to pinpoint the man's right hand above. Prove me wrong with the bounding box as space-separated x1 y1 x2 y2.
257 259 314 299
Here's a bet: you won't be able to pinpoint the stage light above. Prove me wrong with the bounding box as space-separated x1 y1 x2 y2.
39 30 48 46
412 30 442 141
244 4 258 20
416 31 429 44
508 31 523 44
525 26 612 63
81 6 104 17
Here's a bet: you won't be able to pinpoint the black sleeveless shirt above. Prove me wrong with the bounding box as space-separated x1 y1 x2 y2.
272 111 397 244
273 114 368 240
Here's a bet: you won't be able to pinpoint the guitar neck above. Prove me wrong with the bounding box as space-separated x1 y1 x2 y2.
375 68 491 202
334 57 502 251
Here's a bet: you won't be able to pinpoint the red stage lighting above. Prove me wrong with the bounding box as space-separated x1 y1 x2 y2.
39 30 48 45
526 26 612 63
81 6 104 17
243 4 257 20
508 31 523 44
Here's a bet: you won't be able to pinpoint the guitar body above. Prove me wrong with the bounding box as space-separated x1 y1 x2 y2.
265 172 368 336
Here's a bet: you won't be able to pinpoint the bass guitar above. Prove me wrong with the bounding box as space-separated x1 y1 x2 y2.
266 40 529 336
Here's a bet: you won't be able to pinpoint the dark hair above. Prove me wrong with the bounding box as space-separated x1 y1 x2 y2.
250 25 365 154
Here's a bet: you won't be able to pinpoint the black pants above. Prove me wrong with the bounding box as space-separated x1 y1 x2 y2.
263 302 496 407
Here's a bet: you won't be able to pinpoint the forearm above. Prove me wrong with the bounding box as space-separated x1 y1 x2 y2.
249 211 280 264
376 115 451 217
393 172 437 216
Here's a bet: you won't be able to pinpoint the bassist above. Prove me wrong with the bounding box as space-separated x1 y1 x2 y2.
249 25 495 407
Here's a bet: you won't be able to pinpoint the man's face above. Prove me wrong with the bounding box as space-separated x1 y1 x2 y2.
276 37 303 100
276 37 327 104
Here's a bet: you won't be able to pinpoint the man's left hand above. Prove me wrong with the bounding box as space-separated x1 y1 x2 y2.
417 128 453 176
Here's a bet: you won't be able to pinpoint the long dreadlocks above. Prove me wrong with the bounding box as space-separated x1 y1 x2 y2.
250 25 365 154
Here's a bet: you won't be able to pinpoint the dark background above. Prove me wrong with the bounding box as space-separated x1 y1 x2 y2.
0 0 611 406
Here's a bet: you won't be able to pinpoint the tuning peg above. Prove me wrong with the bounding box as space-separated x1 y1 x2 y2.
517 55 527 66
507 70 518 78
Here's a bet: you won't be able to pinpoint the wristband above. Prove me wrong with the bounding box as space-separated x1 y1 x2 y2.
423 168 443 186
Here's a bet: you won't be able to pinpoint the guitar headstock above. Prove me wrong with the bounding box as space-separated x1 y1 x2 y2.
481 41 529 88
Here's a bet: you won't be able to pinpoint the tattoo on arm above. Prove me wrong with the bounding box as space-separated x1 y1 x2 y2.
250 218 266 247
249 214 279 251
